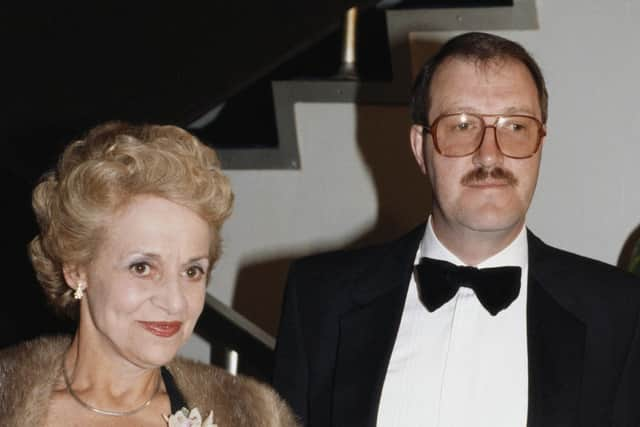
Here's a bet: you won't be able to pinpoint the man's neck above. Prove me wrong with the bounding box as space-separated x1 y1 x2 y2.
430 215 525 266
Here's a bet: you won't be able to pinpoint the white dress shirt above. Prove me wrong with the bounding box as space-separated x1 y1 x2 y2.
377 218 529 427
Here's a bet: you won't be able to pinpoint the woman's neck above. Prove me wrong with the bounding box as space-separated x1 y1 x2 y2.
63 331 163 412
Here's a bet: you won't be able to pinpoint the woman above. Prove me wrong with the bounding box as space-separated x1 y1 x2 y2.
0 122 299 426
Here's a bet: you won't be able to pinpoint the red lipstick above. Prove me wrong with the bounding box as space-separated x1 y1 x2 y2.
138 321 182 337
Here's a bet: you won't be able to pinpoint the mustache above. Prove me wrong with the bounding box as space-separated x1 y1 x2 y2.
461 167 518 186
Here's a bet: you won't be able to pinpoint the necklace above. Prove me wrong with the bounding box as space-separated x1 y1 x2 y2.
62 360 161 417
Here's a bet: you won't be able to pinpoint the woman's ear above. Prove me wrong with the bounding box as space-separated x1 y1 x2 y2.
62 263 88 291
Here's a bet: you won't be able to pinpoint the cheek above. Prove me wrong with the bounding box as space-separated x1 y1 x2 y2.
93 276 150 318
184 284 206 320
425 148 444 188
511 160 541 198
429 157 467 194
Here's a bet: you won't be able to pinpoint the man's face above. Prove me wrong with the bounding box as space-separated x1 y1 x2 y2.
410 57 545 246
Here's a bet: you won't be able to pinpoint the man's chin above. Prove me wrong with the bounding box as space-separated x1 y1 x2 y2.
463 217 526 236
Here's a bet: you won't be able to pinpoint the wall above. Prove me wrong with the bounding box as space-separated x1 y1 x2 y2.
180 0 640 361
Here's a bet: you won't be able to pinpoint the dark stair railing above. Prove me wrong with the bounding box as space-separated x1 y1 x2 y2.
195 295 276 383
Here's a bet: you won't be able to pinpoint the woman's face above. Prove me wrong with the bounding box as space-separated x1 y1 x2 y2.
72 195 211 368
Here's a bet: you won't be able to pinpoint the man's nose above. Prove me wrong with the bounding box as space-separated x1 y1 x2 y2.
472 125 503 168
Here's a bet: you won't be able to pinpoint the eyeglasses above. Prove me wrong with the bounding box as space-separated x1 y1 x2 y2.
423 112 546 159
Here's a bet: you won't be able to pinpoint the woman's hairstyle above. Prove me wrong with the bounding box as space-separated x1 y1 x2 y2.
29 121 234 319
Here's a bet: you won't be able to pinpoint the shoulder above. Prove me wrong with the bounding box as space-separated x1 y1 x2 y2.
294 223 425 270
528 231 640 313
529 231 640 290
167 357 299 427
0 335 69 381
1 334 69 359
0 335 70 425
288 223 426 293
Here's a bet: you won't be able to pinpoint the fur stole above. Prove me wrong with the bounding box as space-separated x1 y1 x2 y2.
0 335 299 427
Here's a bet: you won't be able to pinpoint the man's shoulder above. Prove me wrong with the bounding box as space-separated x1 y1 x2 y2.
285 223 425 303
290 223 426 278
290 243 384 277
528 230 640 298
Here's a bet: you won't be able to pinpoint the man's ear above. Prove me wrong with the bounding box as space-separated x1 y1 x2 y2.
62 263 88 291
540 124 547 148
410 124 427 175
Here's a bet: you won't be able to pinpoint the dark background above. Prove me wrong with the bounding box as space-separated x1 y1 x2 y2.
2 0 513 349
2 0 388 349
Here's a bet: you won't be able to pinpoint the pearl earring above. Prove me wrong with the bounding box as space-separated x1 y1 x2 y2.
74 282 85 300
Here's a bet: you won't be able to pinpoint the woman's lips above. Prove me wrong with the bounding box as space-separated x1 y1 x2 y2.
138 321 182 337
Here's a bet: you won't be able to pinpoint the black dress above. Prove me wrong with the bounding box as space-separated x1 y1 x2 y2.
161 366 187 413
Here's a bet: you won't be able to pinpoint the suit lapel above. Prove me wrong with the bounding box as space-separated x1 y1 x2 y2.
328 227 587 426
332 224 425 427
332 284 410 426
527 231 586 427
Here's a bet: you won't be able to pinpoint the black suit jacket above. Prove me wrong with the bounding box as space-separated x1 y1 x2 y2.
273 223 640 427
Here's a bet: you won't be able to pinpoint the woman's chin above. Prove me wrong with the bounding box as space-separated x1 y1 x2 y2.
128 337 185 368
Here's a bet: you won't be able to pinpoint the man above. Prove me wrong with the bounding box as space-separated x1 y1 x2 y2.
273 32 640 427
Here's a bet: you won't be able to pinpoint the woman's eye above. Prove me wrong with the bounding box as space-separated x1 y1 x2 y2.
185 266 205 280
130 262 151 276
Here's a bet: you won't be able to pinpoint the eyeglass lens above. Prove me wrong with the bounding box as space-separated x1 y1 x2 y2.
434 113 541 158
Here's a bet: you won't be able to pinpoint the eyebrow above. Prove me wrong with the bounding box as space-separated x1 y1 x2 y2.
185 255 210 265
128 252 161 261
124 252 210 265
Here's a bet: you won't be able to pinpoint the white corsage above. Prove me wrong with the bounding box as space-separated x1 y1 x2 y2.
164 407 217 427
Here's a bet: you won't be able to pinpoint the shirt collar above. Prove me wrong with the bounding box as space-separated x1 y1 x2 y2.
419 216 528 271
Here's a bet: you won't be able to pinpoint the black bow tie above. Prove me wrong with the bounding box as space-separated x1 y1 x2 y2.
414 257 521 316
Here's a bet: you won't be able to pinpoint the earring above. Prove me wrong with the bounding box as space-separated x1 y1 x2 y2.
73 282 85 300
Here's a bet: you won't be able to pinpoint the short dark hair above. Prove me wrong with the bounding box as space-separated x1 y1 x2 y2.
410 32 548 125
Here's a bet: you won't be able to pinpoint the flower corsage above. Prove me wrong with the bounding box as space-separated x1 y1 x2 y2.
164 407 217 427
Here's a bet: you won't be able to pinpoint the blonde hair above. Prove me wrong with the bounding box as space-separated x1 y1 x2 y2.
29 121 234 319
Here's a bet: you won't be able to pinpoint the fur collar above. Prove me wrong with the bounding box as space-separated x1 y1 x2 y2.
0 335 298 427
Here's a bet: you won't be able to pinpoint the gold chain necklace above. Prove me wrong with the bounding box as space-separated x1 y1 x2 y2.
62 360 161 417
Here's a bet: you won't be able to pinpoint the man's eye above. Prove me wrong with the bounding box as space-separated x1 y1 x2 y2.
185 266 205 280
130 262 151 276
503 120 528 132
454 121 478 132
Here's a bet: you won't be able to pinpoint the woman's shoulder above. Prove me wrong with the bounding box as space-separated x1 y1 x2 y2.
1 335 70 363
0 335 69 385
167 357 299 427
0 335 70 426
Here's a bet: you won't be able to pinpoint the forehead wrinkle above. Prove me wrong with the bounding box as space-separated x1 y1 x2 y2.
430 65 541 120
437 105 539 117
